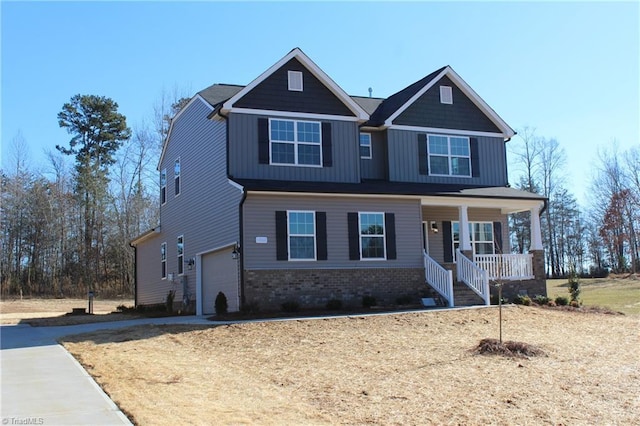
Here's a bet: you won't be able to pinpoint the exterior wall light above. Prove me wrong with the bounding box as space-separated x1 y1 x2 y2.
431 221 439 233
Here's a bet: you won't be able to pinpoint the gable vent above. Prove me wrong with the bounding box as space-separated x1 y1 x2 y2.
440 85 453 104
288 70 303 91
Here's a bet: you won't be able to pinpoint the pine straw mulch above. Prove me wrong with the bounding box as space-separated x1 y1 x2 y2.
475 338 546 358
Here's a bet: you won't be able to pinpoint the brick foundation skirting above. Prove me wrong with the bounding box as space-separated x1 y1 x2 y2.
244 268 426 310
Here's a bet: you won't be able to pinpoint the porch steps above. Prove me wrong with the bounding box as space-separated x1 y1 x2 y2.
453 281 486 307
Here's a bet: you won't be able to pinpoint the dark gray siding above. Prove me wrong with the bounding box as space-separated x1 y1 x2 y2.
234 58 355 116
421 206 508 264
387 129 508 186
394 76 501 133
228 112 361 183
360 130 388 180
136 98 243 305
243 194 423 269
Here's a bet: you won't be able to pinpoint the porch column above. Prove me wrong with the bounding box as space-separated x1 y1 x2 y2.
458 205 472 252
530 205 543 251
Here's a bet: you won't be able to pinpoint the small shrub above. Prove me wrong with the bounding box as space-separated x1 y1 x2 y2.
362 295 377 308
326 299 343 310
215 291 228 316
569 300 580 308
533 295 550 306
166 289 176 314
395 295 413 305
546 300 556 307
116 304 136 313
281 300 300 313
568 272 581 303
555 296 569 306
513 295 531 306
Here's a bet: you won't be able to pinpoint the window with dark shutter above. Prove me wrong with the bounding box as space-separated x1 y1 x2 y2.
470 138 480 178
493 221 503 254
347 212 360 260
258 118 270 164
443 221 453 262
385 213 396 260
275 211 288 260
316 212 327 260
322 122 332 167
418 134 428 175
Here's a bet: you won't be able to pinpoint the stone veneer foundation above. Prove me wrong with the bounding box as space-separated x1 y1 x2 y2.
243 267 426 310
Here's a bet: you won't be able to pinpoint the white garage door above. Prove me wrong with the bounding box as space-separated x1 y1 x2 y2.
201 248 239 314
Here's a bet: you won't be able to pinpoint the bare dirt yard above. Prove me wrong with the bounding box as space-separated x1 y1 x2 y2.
61 306 640 425
0 298 134 325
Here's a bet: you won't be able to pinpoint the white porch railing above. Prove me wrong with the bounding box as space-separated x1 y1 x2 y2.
456 249 490 305
423 251 454 307
474 254 534 281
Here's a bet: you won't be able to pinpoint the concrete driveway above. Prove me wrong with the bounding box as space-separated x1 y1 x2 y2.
0 316 212 425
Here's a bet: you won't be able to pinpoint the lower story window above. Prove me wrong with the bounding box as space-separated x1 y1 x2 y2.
161 242 167 279
453 222 494 255
360 212 385 259
288 211 316 260
177 235 184 275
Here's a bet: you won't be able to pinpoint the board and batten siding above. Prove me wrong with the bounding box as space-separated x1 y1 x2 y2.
360 130 388 180
136 97 243 306
242 194 423 270
228 113 361 183
422 206 508 264
387 129 508 186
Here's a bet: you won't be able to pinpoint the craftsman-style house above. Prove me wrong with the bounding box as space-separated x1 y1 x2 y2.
131 48 547 315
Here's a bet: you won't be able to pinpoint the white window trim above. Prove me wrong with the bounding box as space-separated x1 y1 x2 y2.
177 235 184 276
452 221 494 258
427 134 472 178
161 242 167 280
360 133 372 159
269 118 323 167
160 169 167 205
288 70 303 92
174 157 181 197
287 210 316 261
358 212 387 261
440 85 453 104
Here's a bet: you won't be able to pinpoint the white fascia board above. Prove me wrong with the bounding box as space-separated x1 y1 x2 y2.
227 179 244 192
246 190 417 201
221 48 369 121
157 94 213 170
228 108 362 122
383 66 516 139
419 195 543 213
388 125 505 139
195 241 237 257
130 226 161 245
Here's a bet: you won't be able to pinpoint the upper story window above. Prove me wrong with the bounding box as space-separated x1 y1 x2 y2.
160 169 167 205
174 158 181 196
177 235 184 275
360 133 372 159
288 71 303 91
452 221 494 256
428 135 471 177
270 119 322 166
359 212 386 260
161 242 167 279
288 211 316 260
440 86 453 104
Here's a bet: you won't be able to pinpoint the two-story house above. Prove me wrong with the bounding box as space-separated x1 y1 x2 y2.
131 48 547 315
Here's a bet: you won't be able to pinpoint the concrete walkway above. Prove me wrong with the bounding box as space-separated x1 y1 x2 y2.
0 316 212 425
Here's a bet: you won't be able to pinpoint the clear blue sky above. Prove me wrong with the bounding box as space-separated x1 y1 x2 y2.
2 1 638 205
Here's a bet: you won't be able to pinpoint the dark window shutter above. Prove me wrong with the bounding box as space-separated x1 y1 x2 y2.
275 211 288 260
347 212 360 260
470 138 480 178
493 221 503 254
418 134 428 175
385 213 397 260
316 212 327 260
175 177 180 195
258 118 269 164
443 221 453 262
322 122 332 167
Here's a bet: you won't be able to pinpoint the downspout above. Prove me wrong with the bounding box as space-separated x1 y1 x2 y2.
129 242 138 307
218 107 247 308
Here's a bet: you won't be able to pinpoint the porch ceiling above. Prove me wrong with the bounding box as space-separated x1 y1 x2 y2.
419 187 545 214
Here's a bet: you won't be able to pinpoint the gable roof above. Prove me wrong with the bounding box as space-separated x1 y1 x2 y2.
220 48 369 121
367 66 515 138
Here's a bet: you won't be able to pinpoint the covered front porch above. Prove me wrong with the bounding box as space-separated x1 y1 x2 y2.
418 187 546 307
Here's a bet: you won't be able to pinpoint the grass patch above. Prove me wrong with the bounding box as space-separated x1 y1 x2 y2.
547 276 640 315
